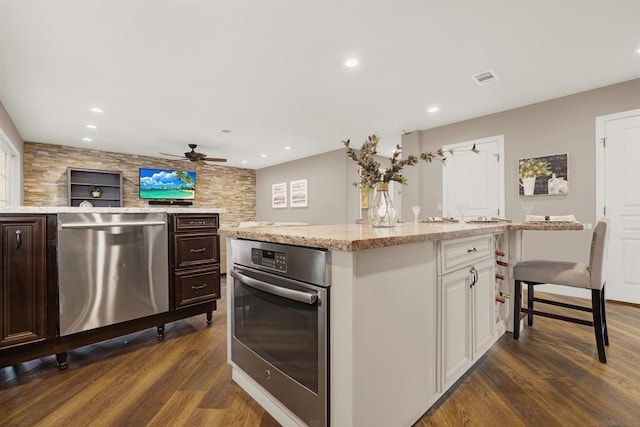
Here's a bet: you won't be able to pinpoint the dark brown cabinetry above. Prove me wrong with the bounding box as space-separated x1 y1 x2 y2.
1 211 221 371
67 167 123 207
170 214 221 312
0 215 56 349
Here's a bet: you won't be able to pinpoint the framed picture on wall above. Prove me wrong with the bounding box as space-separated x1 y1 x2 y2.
272 182 287 208
518 153 568 196
290 179 308 208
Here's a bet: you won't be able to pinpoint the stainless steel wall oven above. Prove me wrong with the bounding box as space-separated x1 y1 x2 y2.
230 239 330 427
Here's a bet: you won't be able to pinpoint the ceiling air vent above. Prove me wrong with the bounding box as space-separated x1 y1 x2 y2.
472 70 499 86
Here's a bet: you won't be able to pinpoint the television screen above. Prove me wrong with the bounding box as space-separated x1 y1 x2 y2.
139 168 196 200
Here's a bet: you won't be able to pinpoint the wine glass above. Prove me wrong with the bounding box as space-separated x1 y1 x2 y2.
456 203 468 222
412 206 421 223
521 201 535 220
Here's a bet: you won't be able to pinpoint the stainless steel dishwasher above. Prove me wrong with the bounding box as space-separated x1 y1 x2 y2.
57 212 169 336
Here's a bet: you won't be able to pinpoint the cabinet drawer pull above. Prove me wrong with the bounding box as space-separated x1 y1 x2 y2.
189 220 206 225
467 247 477 253
15 230 22 250
469 266 478 288
496 260 508 267
495 250 505 256
190 248 206 253
191 284 207 290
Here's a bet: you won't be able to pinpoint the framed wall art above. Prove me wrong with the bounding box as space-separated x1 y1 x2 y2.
290 179 308 208
518 153 568 196
272 182 287 208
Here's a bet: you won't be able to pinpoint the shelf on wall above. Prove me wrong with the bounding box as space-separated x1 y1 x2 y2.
67 168 123 207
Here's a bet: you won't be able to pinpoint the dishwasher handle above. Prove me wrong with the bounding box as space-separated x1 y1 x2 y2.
230 270 318 305
60 220 167 229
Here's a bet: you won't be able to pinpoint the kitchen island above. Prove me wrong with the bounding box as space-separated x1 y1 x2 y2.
0 206 225 369
224 220 583 427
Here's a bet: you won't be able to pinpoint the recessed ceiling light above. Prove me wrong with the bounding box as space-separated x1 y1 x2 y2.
636 47 640 54
284 146 292 150
345 58 359 68
90 107 103 113
241 160 248 164
82 137 93 142
85 124 98 129
427 106 440 113
260 154 267 158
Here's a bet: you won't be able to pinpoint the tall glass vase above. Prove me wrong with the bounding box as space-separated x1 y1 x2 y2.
368 182 397 227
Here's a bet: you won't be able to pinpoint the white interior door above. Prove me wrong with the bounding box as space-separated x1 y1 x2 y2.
596 109 640 304
442 136 504 219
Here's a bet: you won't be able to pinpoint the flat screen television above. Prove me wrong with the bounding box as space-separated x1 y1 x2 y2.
139 168 196 200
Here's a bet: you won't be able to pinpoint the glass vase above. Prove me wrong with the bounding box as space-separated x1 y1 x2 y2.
368 183 397 227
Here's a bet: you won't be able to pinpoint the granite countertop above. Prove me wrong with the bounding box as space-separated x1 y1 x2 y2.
222 221 584 251
0 206 226 214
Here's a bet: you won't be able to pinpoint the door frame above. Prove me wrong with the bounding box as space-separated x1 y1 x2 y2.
442 135 505 218
595 108 640 219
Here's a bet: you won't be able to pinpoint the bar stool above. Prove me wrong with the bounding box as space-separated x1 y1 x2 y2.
512 218 610 363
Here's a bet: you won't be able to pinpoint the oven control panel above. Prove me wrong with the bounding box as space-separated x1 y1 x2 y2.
251 248 287 272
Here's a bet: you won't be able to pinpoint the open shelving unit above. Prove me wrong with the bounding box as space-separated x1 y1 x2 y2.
67 167 123 207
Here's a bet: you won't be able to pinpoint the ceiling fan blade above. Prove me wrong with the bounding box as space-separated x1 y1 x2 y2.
159 152 187 159
203 157 228 163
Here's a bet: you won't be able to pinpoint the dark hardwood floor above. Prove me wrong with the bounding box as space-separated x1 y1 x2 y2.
2 278 639 426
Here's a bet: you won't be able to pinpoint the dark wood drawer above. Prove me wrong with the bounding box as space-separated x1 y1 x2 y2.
173 214 219 232
175 267 220 307
174 233 219 268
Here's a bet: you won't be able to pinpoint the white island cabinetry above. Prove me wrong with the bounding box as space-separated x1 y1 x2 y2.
330 241 438 426
224 221 583 427
437 234 496 391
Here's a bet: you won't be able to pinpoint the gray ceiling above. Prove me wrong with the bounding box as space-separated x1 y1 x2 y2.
1 1 639 169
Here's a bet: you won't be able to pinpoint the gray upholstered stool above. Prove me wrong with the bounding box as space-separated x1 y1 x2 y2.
512 218 610 363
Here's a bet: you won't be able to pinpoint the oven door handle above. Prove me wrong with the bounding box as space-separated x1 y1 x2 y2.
231 270 318 305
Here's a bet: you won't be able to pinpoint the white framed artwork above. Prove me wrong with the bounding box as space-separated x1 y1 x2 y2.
272 182 287 208
290 179 308 208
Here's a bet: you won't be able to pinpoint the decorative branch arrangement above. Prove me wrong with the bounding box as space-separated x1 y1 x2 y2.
343 134 478 193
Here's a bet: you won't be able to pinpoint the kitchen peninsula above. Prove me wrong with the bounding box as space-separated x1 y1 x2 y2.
224 220 583 427
0 206 224 369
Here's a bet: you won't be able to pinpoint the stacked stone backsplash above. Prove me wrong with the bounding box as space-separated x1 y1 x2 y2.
23 141 256 225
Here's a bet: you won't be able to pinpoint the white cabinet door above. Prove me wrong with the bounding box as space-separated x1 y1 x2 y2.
440 266 472 391
472 257 496 357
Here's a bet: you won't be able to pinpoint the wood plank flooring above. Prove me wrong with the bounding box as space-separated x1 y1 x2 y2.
1 278 639 426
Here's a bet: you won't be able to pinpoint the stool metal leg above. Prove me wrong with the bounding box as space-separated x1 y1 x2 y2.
527 283 534 326
592 288 607 363
513 280 522 340
602 283 609 346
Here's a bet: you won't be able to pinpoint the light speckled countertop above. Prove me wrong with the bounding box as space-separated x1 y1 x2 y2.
222 221 584 251
0 206 226 214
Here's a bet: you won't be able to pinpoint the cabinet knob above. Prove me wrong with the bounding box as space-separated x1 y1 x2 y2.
467 247 478 253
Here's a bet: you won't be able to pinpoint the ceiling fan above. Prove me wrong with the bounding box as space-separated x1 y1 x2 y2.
160 144 227 164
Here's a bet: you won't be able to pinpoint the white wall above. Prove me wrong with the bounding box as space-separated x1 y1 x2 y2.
256 148 362 225
402 78 640 271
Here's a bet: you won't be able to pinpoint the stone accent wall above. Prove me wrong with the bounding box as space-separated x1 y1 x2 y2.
23 142 256 225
